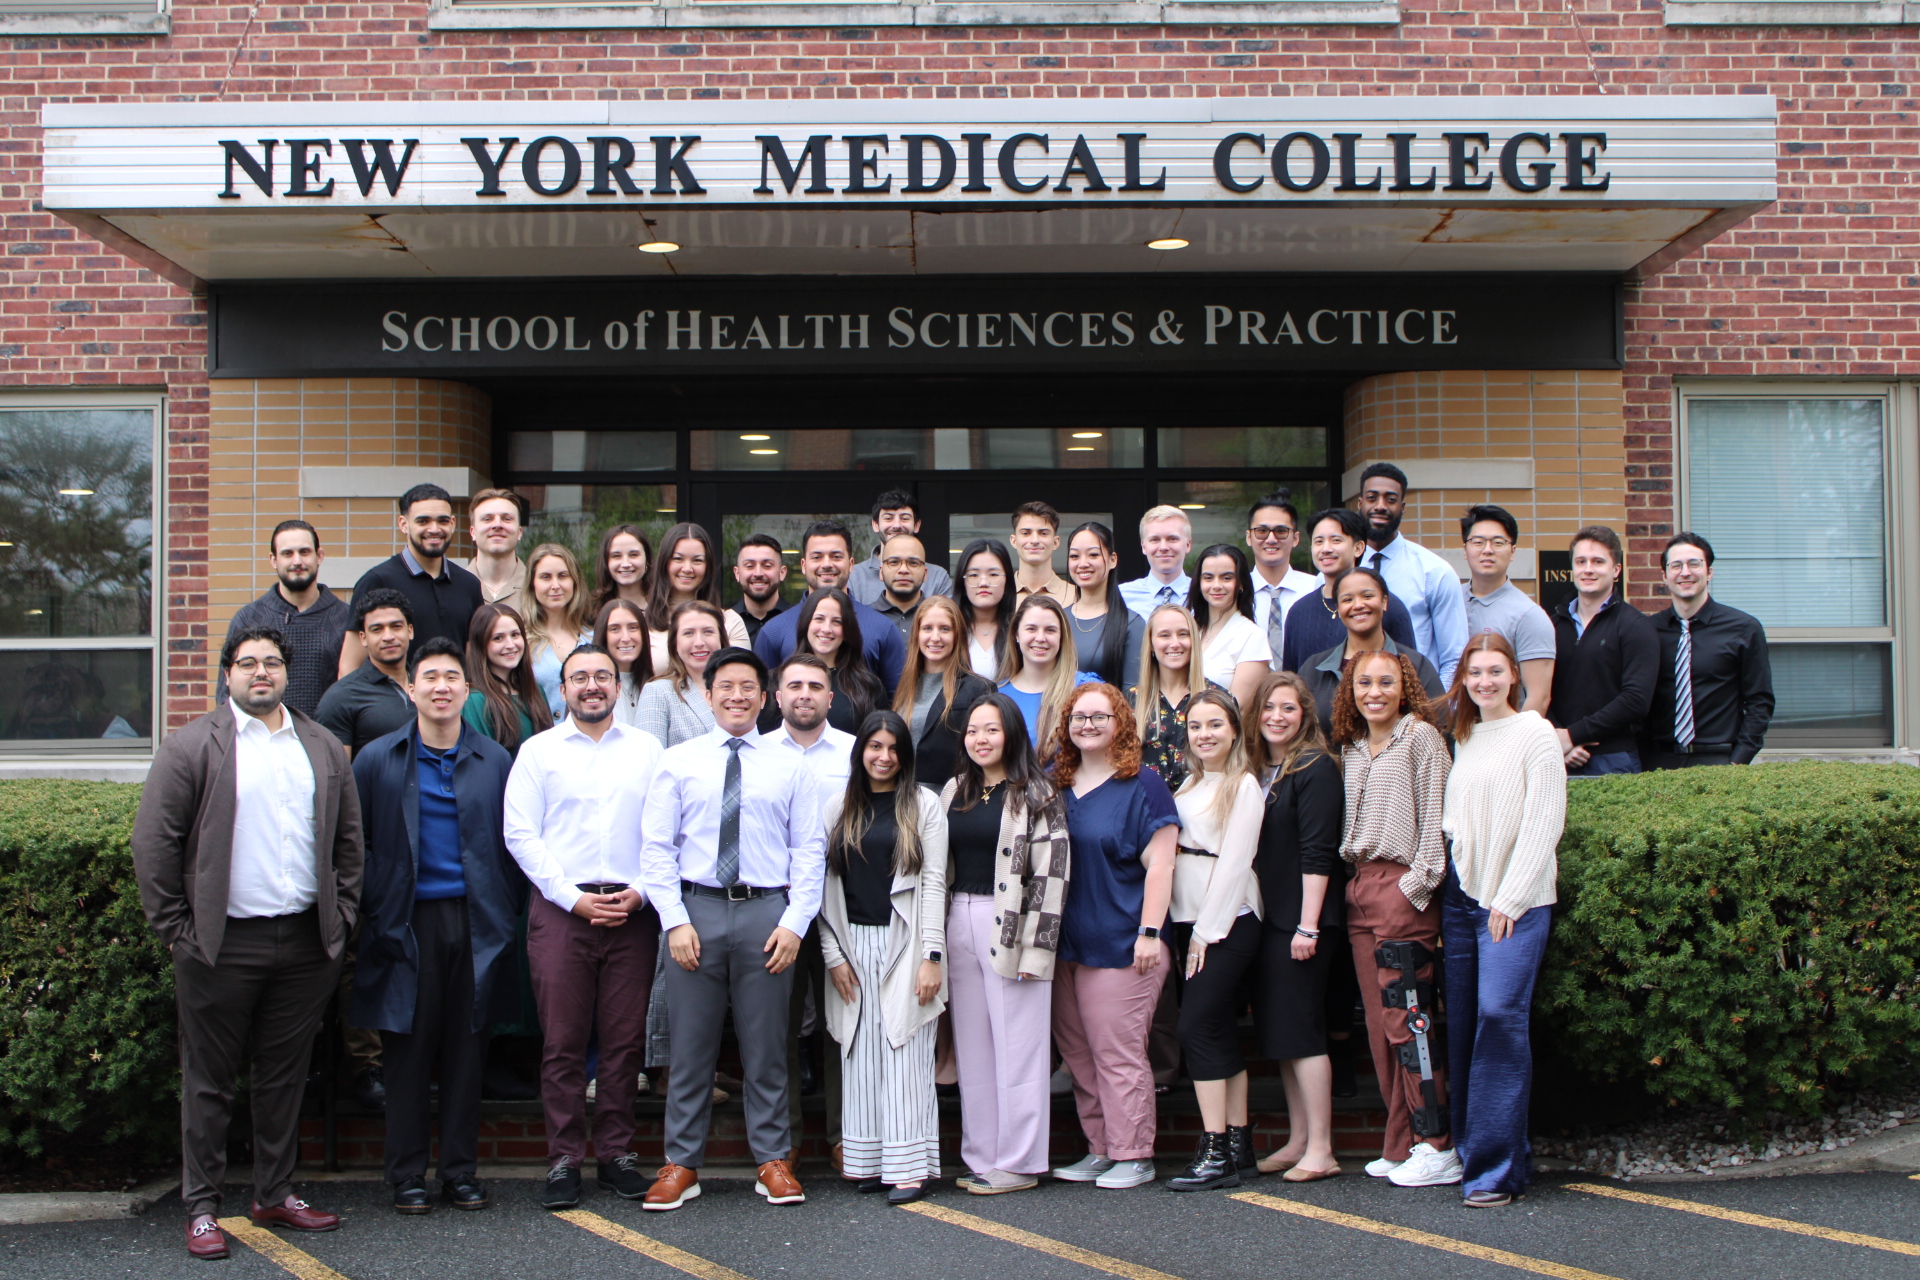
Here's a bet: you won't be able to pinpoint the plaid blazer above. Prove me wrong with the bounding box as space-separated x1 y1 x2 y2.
940 777 1071 981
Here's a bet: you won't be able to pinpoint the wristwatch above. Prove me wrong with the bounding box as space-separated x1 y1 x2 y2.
926 950 943 963
1137 926 1161 940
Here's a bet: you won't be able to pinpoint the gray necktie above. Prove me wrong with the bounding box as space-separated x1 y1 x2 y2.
1674 619 1696 749
716 737 744 887
1265 586 1287 661
1156 584 1176 605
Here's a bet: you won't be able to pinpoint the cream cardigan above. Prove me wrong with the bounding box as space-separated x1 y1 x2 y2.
1441 710 1566 918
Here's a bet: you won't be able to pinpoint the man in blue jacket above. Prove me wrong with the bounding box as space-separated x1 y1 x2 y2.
350 637 524 1215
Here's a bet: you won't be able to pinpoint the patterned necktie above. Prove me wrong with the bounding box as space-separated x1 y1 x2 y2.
1155 584 1176 605
1674 618 1696 749
716 737 744 886
1265 586 1286 661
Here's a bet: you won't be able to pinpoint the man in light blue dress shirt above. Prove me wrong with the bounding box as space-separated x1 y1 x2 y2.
1355 463 1470 685
639 648 827 1211
1117 504 1194 622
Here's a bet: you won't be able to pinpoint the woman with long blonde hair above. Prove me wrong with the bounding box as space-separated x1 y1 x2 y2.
1134 603 1218 790
997 593 1094 751
893 594 994 788
521 542 593 716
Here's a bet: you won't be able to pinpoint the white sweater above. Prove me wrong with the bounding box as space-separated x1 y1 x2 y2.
1441 710 1566 918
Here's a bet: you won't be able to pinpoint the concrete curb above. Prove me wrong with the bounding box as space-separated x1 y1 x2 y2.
0 1175 178 1226
1537 1122 1920 1184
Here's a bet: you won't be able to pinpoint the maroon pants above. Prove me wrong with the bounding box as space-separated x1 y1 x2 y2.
1347 859 1451 1163
526 893 660 1163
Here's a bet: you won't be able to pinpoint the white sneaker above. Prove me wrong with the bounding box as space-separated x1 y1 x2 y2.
1050 1066 1076 1097
636 1071 650 1095
584 1078 597 1103
1095 1159 1157 1190
1052 1154 1114 1182
1364 1157 1403 1179
1387 1143 1464 1187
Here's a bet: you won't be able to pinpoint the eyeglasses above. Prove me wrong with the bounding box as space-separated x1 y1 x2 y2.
1247 525 1296 541
882 557 926 570
230 657 286 673
1066 712 1115 727
1666 558 1708 572
1465 536 1513 551
564 671 617 687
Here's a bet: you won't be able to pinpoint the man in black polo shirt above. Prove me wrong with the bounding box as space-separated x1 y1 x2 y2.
345 483 485 667
1548 525 1659 775
317 589 419 758
218 519 353 717
1645 532 1775 769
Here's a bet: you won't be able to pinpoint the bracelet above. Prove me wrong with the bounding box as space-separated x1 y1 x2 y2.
1294 926 1320 939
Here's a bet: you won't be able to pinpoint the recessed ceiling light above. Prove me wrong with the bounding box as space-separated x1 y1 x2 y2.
749 449 779 456
656 507 676 513
0 541 13 547
58 488 93 496
1066 446 1094 452
1071 432 1103 439
637 241 680 254
25 609 42 615
1147 238 1190 251
740 434 771 441
1178 503 1206 510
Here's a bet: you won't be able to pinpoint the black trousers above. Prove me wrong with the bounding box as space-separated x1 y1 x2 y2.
1647 750 1735 771
381 897 488 1185
1172 913 1265 1082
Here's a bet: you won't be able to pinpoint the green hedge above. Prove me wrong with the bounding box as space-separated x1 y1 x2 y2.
0 780 174 1156
1539 761 1920 1116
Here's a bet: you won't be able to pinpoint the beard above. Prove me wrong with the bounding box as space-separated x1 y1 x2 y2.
232 682 285 718
742 580 781 604
278 565 317 593
570 700 612 724
782 702 826 732
409 529 449 561
1367 508 1403 542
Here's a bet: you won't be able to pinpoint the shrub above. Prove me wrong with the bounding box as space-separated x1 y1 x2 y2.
1538 761 1920 1117
0 780 175 1156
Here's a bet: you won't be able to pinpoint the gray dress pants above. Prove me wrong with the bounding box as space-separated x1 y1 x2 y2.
662 891 795 1168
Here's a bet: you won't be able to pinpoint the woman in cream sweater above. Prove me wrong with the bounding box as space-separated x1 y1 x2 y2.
1440 633 1567 1208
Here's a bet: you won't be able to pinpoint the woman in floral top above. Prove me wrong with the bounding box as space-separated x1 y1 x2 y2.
1134 603 1223 790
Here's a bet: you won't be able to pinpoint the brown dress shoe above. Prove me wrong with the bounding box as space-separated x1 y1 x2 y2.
756 1159 805 1205
643 1164 701 1211
186 1217 228 1260
249 1198 341 1232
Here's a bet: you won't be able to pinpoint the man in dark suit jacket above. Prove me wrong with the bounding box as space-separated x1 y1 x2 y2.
132 625 364 1261
350 637 523 1216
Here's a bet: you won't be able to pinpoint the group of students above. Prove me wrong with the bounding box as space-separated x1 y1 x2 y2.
152 470 1774 1259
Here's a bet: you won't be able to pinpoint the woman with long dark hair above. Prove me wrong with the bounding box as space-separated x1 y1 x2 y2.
644 521 750 670
462 602 555 755
1065 521 1144 692
785 587 886 735
819 711 950 1205
1300 566 1446 738
1243 670 1344 1182
1332 647 1457 1190
942 692 1071 1196
1440 633 1565 1207
893 594 994 788
950 539 1016 682
635 599 723 748
1042 683 1178 1192
594 523 654 612
592 597 653 728
1186 543 1271 711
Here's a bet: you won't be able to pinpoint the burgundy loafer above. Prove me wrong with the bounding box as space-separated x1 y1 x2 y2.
249 1198 341 1231
186 1217 229 1260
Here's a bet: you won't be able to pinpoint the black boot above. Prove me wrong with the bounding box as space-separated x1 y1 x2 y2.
1227 1125 1259 1178
1165 1132 1240 1192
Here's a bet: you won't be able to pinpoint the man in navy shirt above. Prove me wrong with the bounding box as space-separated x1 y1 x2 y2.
1280 508 1420 672
753 520 906 694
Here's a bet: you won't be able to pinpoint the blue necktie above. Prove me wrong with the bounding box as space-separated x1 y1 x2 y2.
717 738 744 886
1155 584 1176 605
1674 619 1696 749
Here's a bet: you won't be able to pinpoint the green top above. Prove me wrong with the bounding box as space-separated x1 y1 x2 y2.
463 689 537 756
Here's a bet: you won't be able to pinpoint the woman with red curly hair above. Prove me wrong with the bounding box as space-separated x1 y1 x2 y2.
1333 647 1459 1191
1042 683 1180 1191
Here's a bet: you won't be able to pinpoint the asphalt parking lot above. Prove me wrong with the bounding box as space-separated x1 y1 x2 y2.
4 1167 1917 1280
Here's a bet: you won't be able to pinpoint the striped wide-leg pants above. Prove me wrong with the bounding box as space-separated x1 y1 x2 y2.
838 923 940 1184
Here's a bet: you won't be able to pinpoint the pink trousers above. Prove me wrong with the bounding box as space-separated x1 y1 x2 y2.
1051 952 1168 1161
947 893 1052 1177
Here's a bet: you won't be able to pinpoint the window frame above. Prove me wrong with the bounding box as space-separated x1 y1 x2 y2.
0 0 167 35
425 0 1400 31
1676 379 1910 753
0 388 164 756
1664 0 1918 25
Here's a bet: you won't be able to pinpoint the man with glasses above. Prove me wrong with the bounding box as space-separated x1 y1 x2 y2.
640 649 826 1212
1644 533 1775 770
133 627 362 1260
1459 504 1556 713
849 489 952 607
349 638 519 1216
1244 492 1319 672
868 533 931 639
504 645 664 1209
753 520 908 694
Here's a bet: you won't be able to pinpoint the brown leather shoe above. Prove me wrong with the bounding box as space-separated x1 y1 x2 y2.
756 1159 805 1205
643 1164 700 1211
186 1217 228 1260
249 1197 340 1232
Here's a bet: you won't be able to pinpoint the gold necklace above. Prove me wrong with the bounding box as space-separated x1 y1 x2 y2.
980 780 999 803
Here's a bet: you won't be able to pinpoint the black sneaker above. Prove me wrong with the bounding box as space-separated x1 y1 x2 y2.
393 1176 431 1215
542 1157 582 1210
444 1175 489 1211
598 1153 649 1200
348 1066 387 1109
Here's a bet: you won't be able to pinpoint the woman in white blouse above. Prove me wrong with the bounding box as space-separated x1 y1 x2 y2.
1165 689 1268 1193
1185 544 1272 711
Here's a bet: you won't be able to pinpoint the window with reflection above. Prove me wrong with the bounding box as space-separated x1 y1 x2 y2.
1157 479 1330 576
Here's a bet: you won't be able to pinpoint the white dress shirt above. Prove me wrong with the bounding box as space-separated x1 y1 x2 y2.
1118 572 1192 622
1251 566 1320 669
1199 613 1274 690
639 726 828 938
767 723 856 822
505 718 664 912
1366 534 1471 685
227 703 319 918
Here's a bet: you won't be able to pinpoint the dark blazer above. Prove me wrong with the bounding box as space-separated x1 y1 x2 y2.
1255 751 1346 931
348 722 525 1035
132 703 364 967
1549 595 1659 759
912 672 995 788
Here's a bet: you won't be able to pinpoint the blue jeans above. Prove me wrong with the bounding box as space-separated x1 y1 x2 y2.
1441 870 1551 1197
1569 749 1640 777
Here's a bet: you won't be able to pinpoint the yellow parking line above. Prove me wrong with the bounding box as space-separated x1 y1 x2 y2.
216 1218 352 1280
901 1200 1185 1280
557 1209 758 1280
1231 1192 1623 1280
1570 1182 1920 1258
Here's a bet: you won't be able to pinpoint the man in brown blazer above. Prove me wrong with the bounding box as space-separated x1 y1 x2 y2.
134 625 365 1261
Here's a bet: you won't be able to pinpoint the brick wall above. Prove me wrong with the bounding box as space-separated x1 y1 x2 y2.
5 3 1917 726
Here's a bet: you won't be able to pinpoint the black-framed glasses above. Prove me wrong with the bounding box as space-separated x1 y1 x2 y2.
1247 525 1296 541
1066 712 1115 727
230 657 286 673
